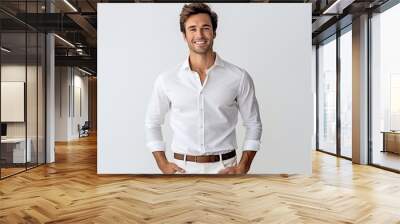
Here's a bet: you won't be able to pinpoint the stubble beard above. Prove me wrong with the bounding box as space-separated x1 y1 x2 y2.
189 40 213 55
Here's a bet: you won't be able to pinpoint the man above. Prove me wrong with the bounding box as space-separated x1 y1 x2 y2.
145 3 262 174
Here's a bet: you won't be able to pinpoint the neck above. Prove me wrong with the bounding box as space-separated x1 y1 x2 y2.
189 51 216 73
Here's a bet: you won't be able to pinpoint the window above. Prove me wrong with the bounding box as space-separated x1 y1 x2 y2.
339 28 352 158
318 36 337 154
371 3 400 171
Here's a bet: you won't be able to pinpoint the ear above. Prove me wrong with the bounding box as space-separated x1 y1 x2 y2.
213 31 217 39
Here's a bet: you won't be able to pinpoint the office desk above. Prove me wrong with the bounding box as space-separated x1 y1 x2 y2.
1 138 32 163
382 131 400 154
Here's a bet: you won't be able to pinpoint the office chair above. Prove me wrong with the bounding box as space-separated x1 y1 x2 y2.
79 121 90 138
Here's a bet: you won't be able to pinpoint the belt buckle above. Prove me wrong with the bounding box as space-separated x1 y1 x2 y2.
194 156 197 163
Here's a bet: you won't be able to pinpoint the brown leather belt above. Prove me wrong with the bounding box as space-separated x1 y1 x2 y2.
174 150 236 163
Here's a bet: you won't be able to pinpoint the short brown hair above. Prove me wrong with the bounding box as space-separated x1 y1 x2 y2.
179 3 218 34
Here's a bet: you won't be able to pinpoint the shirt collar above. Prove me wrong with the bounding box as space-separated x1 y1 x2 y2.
180 52 225 71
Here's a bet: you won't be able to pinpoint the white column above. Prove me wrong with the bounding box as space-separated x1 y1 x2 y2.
46 32 55 163
45 0 56 163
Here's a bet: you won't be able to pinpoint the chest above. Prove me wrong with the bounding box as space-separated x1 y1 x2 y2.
165 75 239 110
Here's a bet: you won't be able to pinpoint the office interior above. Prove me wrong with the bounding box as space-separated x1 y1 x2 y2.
0 0 97 179
0 0 400 222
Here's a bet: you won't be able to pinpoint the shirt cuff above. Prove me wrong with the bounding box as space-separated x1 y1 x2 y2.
146 141 166 152
243 140 261 151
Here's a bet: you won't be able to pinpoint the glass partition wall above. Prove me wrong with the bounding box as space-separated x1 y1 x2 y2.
0 2 46 179
0 31 27 177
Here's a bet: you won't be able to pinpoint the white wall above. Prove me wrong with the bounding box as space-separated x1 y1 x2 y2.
55 67 89 141
72 72 89 138
1 82 24 122
1 65 39 138
98 3 313 174
55 66 69 141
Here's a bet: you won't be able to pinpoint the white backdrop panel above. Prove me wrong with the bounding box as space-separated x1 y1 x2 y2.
98 3 313 174
1 82 25 122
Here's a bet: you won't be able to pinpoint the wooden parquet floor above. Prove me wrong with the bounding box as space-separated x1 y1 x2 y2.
1 134 400 223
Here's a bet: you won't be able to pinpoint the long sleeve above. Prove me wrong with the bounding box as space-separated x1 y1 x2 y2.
145 75 170 152
236 71 262 151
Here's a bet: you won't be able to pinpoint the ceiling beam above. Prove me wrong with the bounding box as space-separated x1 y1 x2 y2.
55 55 96 69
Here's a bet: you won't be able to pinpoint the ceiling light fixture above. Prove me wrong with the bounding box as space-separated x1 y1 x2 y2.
54 34 75 48
63 0 78 12
76 48 84 55
78 67 93 76
322 0 354 15
1 47 11 53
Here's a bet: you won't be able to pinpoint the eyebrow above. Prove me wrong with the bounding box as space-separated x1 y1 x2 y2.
187 24 211 29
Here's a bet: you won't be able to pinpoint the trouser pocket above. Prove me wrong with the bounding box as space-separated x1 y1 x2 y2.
173 159 186 174
221 156 237 168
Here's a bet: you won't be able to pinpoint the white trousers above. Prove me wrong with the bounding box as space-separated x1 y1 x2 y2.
174 155 237 174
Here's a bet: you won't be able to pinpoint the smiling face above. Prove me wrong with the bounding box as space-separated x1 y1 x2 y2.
183 13 216 55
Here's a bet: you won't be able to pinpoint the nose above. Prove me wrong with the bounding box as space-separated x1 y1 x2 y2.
195 29 205 39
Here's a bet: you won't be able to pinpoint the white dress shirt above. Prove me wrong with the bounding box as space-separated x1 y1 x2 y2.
145 53 262 155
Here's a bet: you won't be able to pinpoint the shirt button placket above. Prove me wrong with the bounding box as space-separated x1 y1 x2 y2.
199 91 205 152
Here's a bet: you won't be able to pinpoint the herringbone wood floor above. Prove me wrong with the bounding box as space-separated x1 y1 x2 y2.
1 134 400 224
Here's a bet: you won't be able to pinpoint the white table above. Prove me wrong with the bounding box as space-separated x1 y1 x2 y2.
1 138 32 163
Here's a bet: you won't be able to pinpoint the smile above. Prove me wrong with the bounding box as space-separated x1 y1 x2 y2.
194 40 207 45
